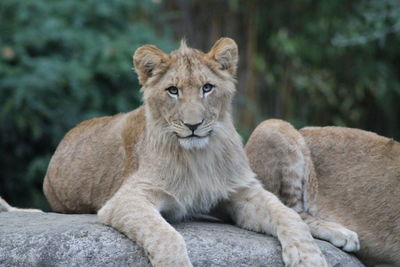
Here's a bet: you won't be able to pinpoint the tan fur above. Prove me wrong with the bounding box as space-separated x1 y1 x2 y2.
246 119 399 266
43 39 327 267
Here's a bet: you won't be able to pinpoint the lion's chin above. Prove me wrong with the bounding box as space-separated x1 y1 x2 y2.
178 136 209 150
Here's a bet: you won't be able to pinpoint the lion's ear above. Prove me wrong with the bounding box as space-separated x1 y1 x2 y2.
133 45 169 85
207 38 238 75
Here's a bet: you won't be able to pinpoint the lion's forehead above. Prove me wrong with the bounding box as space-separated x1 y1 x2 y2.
164 54 216 88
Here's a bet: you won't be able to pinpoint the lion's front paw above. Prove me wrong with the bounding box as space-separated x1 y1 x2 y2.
327 227 360 252
282 241 328 267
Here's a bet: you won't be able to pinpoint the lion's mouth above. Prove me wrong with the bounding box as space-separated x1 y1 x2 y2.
180 134 204 139
176 131 213 139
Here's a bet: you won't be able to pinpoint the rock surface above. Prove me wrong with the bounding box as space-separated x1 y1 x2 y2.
0 212 364 267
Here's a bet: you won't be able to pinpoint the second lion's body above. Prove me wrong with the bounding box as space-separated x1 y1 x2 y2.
247 120 400 266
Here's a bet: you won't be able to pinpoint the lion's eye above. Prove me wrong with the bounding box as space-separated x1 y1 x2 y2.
166 86 179 96
202 83 214 94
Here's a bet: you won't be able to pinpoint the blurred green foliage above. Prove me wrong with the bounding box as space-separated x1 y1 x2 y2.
1 0 399 209
250 0 400 135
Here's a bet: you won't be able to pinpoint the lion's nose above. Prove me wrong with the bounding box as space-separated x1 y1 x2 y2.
184 121 203 132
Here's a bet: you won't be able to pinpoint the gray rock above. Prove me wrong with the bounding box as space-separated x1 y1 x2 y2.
0 212 364 267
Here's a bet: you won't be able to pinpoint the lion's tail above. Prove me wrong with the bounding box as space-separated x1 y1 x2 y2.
0 197 42 213
0 197 12 212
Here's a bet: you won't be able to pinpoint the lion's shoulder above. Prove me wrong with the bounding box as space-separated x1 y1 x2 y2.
63 113 123 142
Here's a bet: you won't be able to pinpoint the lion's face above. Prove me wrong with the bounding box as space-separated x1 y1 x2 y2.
134 38 238 150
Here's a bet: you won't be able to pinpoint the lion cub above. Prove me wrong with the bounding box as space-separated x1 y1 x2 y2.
247 119 399 266
43 38 328 266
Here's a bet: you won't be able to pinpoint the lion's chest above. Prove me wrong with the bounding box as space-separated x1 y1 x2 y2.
173 174 230 217
141 136 256 221
162 153 249 219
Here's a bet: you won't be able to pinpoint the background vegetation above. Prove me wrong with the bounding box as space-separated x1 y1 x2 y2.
1 0 399 210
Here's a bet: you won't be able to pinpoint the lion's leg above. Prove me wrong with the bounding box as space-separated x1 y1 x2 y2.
246 119 359 252
98 179 192 267
226 183 328 267
300 212 360 252
246 120 311 213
